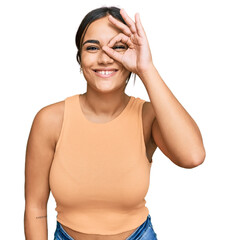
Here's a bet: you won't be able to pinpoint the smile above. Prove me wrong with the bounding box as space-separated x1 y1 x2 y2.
93 69 118 78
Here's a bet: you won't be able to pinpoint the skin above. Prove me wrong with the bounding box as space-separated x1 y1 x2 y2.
103 9 206 168
79 15 132 122
24 8 206 240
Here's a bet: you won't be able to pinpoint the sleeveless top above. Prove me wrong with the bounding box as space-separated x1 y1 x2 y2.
49 94 152 235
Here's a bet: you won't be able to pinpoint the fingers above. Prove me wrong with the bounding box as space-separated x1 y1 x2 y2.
120 9 137 34
107 33 134 49
102 32 134 63
102 46 123 63
108 15 132 37
135 13 145 38
108 9 137 36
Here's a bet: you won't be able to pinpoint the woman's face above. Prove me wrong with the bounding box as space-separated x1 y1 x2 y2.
80 16 130 93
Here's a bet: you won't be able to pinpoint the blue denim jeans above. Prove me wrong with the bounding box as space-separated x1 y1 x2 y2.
54 214 158 240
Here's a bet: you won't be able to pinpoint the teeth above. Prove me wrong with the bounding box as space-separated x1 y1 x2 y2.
97 71 114 75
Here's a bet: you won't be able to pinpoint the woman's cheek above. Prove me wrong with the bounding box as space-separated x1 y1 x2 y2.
81 53 95 70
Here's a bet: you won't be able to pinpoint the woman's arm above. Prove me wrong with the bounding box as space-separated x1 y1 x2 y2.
103 9 205 168
140 64 206 168
24 104 59 239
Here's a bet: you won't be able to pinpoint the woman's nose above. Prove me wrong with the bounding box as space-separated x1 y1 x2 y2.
98 50 114 64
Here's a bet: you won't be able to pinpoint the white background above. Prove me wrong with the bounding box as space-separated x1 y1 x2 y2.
1 0 228 239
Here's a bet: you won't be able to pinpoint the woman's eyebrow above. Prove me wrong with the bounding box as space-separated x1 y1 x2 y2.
82 40 100 46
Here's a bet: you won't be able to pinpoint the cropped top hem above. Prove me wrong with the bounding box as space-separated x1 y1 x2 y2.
56 208 150 235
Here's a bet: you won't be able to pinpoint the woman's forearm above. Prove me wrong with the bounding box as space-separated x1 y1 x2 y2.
140 64 205 167
24 206 48 240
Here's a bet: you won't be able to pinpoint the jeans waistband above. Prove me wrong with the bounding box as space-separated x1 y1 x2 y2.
55 214 153 240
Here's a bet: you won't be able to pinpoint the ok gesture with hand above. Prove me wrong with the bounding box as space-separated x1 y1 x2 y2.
103 9 154 79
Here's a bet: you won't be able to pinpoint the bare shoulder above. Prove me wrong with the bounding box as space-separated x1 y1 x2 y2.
33 99 65 148
30 98 64 150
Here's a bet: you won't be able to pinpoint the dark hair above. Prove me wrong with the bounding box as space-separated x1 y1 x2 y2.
75 6 136 86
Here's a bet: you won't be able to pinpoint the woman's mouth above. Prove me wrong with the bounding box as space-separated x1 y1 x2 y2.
93 69 118 78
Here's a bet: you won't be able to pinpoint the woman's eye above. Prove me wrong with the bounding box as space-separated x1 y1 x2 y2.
86 46 99 51
112 45 127 51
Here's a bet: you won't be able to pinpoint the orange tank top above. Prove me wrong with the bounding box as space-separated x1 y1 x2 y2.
49 94 152 235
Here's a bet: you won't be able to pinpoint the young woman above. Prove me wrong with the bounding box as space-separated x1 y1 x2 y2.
24 6 205 240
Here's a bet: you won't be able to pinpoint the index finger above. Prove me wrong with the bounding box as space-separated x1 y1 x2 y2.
108 15 132 37
120 9 137 34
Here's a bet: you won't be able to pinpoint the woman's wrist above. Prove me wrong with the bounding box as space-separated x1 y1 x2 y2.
137 62 157 82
